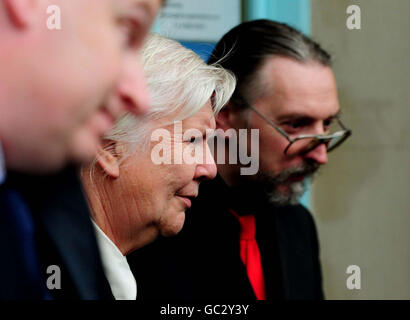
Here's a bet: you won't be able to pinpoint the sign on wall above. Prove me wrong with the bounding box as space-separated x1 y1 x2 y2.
156 0 241 42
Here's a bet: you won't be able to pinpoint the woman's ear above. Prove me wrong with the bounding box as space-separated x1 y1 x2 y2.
216 103 234 131
216 102 246 140
96 143 120 179
4 0 40 28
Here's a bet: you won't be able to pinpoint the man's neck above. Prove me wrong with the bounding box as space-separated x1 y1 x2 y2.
215 166 269 215
217 163 242 187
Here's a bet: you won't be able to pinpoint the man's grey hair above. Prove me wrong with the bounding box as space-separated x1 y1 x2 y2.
104 33 236 162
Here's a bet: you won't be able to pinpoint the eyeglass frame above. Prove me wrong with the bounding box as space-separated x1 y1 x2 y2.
243 102 352 155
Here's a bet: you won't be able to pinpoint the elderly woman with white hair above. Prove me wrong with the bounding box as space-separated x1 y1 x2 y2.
80 34 235 300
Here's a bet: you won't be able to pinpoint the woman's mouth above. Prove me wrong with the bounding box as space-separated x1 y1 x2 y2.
175 194 197 209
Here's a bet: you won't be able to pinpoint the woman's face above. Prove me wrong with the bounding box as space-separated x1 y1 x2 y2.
105 101 217 253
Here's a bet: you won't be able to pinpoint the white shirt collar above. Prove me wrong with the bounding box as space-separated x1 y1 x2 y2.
92 220 137 300
0 141 6 185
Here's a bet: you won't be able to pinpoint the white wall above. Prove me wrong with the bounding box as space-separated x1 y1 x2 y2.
311 0 410 299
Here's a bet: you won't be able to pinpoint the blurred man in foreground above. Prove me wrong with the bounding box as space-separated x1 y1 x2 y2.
0 0 161 299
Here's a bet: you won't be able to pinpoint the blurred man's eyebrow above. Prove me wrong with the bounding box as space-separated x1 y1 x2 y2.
128 1 159 22
154 0 166 8
134 0 165 20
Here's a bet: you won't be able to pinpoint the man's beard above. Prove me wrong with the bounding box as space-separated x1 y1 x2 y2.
255 161 321 206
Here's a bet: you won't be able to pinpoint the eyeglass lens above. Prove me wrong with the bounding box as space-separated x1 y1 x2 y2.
285 132 349 155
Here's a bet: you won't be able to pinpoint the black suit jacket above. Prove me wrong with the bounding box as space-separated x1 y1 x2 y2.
129 175 324 300
0 167 113 300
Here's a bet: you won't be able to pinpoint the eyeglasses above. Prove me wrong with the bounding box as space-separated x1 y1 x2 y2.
247 104 352 156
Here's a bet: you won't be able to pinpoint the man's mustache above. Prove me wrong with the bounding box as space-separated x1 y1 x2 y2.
276 161 321 184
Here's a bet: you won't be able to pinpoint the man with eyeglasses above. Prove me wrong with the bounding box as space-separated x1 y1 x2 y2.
130 19 351 300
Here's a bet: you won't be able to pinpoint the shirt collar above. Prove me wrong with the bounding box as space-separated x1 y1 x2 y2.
0 141 6 185
92 220 137 300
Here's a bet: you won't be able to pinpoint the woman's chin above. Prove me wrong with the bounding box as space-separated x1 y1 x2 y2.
160 211 186 237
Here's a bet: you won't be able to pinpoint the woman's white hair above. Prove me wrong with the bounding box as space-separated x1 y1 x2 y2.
104 33 236 161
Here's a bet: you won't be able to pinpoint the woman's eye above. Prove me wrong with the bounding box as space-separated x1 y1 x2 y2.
187 136 204 144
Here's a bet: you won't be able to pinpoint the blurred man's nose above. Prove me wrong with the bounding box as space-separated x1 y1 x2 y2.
116 55 150 117
304 143 328 165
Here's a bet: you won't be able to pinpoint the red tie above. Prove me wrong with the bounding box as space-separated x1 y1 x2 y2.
230 209 267 300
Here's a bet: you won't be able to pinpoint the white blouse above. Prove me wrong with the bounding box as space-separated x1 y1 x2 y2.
92 220 137 300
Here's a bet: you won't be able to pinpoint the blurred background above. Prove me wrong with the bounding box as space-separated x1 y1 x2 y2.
152 0 410 299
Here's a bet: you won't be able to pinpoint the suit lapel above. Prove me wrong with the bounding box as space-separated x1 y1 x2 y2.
9 168 113 300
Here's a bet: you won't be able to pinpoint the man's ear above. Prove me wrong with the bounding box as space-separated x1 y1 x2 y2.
4 0 40 28
96 143 120 179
